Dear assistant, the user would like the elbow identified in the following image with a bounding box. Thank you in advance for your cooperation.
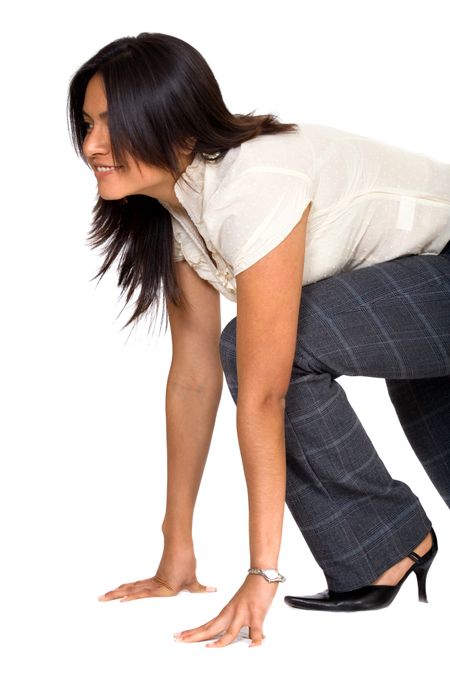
[237,388,287,411]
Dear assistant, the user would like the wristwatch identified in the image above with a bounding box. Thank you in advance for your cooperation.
[248,567,286,583]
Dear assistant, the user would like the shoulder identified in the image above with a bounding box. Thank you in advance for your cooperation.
[205,128,316,215]
[202,130,316,275]
[223,128,316,181]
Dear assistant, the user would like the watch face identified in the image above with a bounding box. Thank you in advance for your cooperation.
[264,569,278,580]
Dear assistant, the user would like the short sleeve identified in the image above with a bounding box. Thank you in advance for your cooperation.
[173,236,184,262]
[210,168,313,276]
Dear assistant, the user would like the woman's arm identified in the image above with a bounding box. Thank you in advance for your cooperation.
[162,261,224,543]
[163,367,223,543]
[97,371,223,602]
[236,397,286,570]
[235,206,310,574]
[97,263,223,601]
[175,206,310,647]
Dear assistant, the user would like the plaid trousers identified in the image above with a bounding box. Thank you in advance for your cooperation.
[219,240,450,591]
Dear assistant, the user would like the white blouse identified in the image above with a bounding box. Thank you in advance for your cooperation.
[160,123,450,303]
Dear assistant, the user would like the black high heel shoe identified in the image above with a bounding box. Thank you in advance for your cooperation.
[284,527,438,612]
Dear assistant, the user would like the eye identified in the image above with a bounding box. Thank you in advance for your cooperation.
[82,121,93,133]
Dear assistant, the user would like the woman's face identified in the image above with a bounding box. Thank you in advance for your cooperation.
[81,72,192,206]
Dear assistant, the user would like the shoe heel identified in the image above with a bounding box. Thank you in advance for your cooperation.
[407,528,438,604]
[413,548,437,604]
[414,555,435,603]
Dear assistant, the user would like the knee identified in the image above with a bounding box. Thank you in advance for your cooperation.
[220,316,237,352]
[219,313,325,385]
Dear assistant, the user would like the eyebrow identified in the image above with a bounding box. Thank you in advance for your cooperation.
[82,110,108,119]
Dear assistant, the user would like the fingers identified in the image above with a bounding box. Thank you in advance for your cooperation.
[174,617,264,648]
[174,616,224,644]
[98,576,175,602]
[98,578,153,601]
[206,623,265,648]
[119,581,175,600]
[175,621,266,648]
[98,575,217,601]
[119,585,173,602]
[205,621,244,648]
[248,625,264,647]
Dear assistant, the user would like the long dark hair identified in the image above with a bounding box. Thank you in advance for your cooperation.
[67,32,300,334]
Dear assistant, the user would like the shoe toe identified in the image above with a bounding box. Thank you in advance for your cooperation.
[285,584,398,612]
[284,590,331,608]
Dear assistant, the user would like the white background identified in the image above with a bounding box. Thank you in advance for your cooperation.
[1,0,449,688]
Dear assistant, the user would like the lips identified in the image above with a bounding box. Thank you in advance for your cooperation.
[93,165,122,179]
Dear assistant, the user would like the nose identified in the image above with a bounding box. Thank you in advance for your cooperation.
[82,122,111,160]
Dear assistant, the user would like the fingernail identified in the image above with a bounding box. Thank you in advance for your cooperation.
[173,632,181,638]
[206,586,217,592]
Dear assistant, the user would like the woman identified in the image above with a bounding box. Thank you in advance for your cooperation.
[67,32,449,647]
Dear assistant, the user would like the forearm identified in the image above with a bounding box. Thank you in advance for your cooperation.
[162,369,223,542]
[236,398,286,568]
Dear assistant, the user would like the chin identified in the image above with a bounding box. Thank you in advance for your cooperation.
[98,191,123,201]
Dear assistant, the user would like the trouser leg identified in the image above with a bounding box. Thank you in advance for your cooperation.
[219,249,450,591]
[385,376,450,505]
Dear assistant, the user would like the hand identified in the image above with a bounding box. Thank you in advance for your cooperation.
[97,543,217,602]
[173,573,278,648]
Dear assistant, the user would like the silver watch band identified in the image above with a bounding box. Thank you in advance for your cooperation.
[248,567,286,583]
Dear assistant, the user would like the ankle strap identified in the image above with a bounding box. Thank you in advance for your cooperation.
[408,550,421,563]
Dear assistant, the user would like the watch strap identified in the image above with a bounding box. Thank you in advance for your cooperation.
[248,567,286,582]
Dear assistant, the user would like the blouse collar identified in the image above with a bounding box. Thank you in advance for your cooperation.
[172,153,207,225]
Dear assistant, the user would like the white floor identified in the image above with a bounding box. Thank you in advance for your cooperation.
[2,372,449,690]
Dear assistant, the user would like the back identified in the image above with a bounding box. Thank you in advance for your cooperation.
[300,123,450,283]
[166,124,450,302]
